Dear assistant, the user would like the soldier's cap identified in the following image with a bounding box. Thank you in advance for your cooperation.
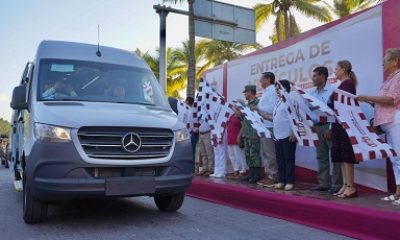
[242,85,257,93]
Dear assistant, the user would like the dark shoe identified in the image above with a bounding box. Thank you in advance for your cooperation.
[248,176,260,183]
[328,187,341,194]
[257,178,276,188]
[240,175,251,181]
[311,185,330,191]
[242,168,255,181]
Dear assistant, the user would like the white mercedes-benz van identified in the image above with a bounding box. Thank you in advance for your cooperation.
[10,40,193,224]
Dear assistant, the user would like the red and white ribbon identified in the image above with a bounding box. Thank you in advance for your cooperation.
[276,81,320,147]
[233,100,272,139]
[333,89,397,161]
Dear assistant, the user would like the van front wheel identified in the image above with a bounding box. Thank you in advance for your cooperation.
[154,193,185,212]
[23,174,48,224]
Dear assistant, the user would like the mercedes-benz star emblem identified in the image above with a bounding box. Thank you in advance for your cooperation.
[121,132,142,153]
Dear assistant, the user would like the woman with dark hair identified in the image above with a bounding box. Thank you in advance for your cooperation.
[271,80,297,191]
[331,60,358,198]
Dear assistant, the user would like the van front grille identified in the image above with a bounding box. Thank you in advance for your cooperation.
[77,127,174,160]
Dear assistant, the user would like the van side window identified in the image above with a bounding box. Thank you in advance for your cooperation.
[26,64,34,105]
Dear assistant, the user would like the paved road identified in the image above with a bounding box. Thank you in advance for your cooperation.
[0,167,351,240]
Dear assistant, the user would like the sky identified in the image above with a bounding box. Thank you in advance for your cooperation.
[0,0,334,121]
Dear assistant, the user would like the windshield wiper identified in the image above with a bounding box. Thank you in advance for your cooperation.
[44,98,79,101]
[131,101,156,106]
[114,101,155,106]
[81,76,100,90]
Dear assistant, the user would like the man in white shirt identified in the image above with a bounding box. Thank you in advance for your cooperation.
[310,66,342,193]
[198,119,215,177]
[254,72,279,187]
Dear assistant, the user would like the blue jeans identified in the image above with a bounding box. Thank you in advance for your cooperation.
[275,138,297,184]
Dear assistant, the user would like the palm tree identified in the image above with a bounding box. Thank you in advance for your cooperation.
[254,0,332,43]
[163,0,196,99]
[203,40,263,66]
[171,40,214,94]
[135,48,184,97]
[330,0,383,18]
[135,39,212,98]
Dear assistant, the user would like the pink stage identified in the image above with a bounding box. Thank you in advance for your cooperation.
[191,1,400,239]
[187,168,400,240]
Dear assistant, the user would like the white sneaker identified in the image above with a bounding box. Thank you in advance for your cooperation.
[14,180,22,192]
[274,183,284,189]
[392,199,400,206]
[284,184,294,191]
[210,174,224,178]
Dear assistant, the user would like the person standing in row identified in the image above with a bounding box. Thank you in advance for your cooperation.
[185,97,198,164]
[271,80,297,191]
[254,72,279,188]
[241,85,262,183]
[331,60,358,198]
[227,107,248,178]
[310,66,343,194]
[198,118,215,177]
[356,48,400,204]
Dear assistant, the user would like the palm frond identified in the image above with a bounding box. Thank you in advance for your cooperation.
[294,0,333,22]
[254,3,274,32]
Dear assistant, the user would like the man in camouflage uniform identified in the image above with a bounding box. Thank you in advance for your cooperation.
[241,85,262,183]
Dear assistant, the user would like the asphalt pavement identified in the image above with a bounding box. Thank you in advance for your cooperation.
[0,167,351,240]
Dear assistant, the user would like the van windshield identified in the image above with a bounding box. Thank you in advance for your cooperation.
[37,59,168,107]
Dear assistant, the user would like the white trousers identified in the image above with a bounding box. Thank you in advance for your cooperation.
[381,110,400,185]
[213,134,228,176]
[227,145,248,173]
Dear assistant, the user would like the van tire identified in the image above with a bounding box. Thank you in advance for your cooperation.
[23,173,48,224]
[154,193,185,212]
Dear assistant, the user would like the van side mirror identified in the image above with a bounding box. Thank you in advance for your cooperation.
[10,86,28,110]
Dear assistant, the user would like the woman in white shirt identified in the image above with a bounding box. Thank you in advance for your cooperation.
[271,80,297,191]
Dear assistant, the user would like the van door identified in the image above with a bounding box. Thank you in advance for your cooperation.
[11,62,34,181]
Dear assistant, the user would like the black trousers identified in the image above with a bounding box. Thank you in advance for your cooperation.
[190,133,199,161]
[275,137,297,184]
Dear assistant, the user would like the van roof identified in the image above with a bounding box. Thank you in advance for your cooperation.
[35,40,149,69]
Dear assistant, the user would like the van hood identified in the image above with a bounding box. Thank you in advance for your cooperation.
[33,101,182,130]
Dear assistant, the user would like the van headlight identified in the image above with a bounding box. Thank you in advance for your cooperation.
[34,123,72,142]
[175,128,190,142]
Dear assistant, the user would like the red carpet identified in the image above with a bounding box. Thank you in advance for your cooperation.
[187,178,400,240]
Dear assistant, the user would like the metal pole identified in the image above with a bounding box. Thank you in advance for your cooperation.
[153,4,239,95]
[156,6,168,94]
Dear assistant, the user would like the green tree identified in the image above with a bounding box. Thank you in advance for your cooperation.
[254,0,332,43]
[163,0,196,99]
[135,48,183,97]
[171,39,213,91]
[136,40,211,98]
[0,118,11,138]
[330,0,383,18]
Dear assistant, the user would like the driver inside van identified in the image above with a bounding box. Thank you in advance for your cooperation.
[113,85,126,101]
[42,80,77,99]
